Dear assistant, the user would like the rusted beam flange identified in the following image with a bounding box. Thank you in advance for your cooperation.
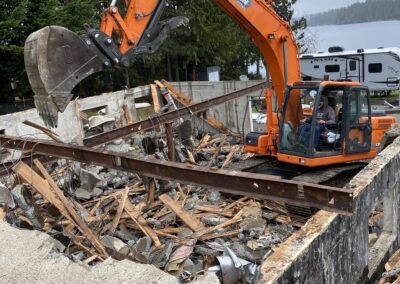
[0,135,354,214]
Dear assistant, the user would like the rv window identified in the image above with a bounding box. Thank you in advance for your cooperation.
[314,65,319,69]
[369,63,382,73]
[349,61,357,71]
[325,65,340,73]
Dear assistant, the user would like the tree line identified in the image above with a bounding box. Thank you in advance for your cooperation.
[0,0,306,103]
[308,0,400,26]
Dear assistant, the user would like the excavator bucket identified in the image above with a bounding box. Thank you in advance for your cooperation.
[24,26,108,128]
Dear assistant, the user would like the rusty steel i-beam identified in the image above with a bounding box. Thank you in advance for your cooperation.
[0,135,354,214]
[84,82,266,147]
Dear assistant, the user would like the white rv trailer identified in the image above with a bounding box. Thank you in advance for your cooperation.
[300,47,400,95]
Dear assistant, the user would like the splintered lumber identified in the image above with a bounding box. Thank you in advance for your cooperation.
[160,80,192,106]
[22,120,63,143]
[198,134,211,148]
[194,210,243,238]
[122,104,133,124]
[150,84,161,112]
[0,208,6,220]
[31,159,108,258]
[222,145,241,168]
[109,186,130,235]
[225,197,249,210]
[385,249,400,271]
[13,162,69,217]
[186,149,196,164]
[201,229,242,241]
[124,200,162,247]
[159,194,205,232]
[195,205,234,218]
[147,179,156,206]
[206,116,232,135]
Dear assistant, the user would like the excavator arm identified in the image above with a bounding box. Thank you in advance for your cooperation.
[24,0,300,148]
[25,0,188,127]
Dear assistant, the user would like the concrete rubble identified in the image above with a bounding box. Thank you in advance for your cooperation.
[0,130,300,283]
[0,220,218,284]
[0,80,303,283]
[1,79,399,283]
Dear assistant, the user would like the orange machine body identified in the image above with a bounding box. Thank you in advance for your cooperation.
[101,0,301,157]
[101,1,397,167]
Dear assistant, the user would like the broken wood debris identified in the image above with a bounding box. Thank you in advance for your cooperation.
[0,80,315,282]
[1,131,307,279]
[380,248,400,283]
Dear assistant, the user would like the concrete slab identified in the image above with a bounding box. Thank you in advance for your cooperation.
[0,221,219,283]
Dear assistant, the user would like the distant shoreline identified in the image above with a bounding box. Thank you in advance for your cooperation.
[307,20,400,52]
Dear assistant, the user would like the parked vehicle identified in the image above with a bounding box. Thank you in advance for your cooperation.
[300,47,400,95]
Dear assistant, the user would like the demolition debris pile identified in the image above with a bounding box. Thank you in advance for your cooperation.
[0,133,305,282]
[0,81,309,283]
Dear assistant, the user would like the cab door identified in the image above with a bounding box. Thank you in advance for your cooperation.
[344,87,372,154]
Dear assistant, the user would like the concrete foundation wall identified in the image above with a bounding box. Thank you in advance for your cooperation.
[171,80,265,134]
[0,86,150,144]
[260,138,400,283]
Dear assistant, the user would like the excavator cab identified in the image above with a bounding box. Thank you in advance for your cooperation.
[276,81,395,167]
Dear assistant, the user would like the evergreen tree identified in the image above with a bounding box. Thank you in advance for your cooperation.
[0,0,308,102]
[308,0,400,26]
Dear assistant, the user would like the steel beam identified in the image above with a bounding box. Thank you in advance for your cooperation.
[84,82,265,147]
[0,135,354,214]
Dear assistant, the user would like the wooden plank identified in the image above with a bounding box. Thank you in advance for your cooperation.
[157,227,186,234]
[198,134,211,148]
[186,149,197,164]
[13,162,69,217]
[206,116,230,134]
[122,104,133,124]
[22,120,63,143]
[124,200,162,247]
[386,249,400,271]
[32,159,108,258]
[160,80,192,106]
[109,186,130,235]
[150,84,161,112]
[222,145,241,168]
[0,208,6,221]
[84,254,99,264]
[159,194,204,232]
[154,230,178,239]
[147,179,156,206]
[201,229,242,240]
[193,210,243,238]
[195,205,234,218]
[225,197,249,210]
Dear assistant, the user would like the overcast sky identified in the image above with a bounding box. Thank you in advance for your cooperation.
[293,0,365,16]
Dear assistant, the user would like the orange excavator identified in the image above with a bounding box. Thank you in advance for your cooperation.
[24,0,397,168]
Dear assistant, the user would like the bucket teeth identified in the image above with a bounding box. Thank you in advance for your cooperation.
[24,26,108,128]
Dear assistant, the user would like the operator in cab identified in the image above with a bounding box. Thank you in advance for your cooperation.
[300,96,336,151]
